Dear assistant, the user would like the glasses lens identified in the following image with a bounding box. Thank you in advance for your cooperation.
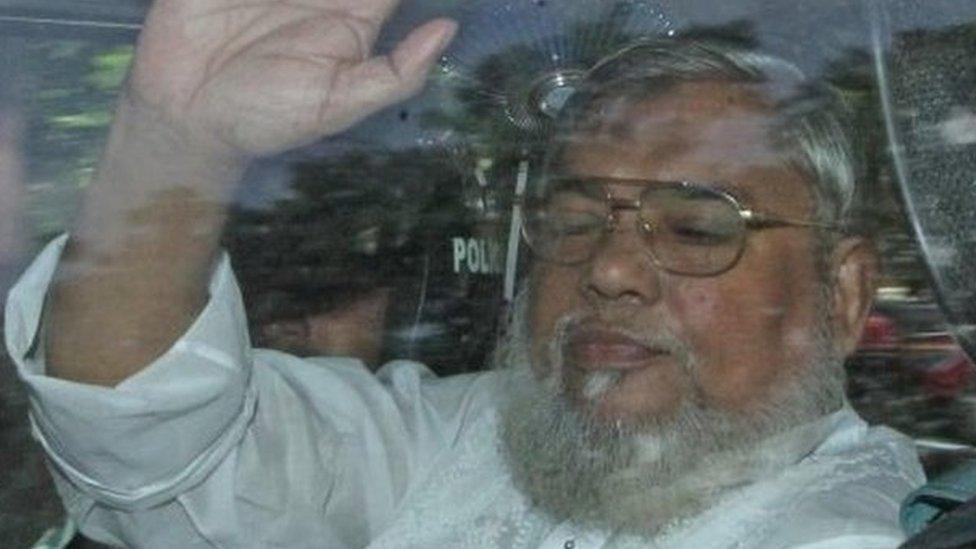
[640,185,746,275]
[523,179,605,264]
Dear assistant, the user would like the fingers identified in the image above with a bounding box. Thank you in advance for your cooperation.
[325,18,457,132]
[390,18,458,82]
[384,17,457,100]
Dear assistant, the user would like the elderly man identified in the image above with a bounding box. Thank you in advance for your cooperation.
[6,0,922,547]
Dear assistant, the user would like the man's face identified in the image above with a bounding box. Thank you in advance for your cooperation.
[527,80,834,430]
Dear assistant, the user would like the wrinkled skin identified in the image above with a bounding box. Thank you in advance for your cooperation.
[528,80,874,429]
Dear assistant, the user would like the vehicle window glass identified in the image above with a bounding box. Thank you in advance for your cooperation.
[1,1,975,546]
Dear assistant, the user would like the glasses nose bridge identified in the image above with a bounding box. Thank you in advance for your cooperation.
[604,195,643,233]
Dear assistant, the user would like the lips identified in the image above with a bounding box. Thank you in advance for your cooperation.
[564,328,667,370]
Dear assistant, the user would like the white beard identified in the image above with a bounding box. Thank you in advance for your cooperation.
[495,288,845,536]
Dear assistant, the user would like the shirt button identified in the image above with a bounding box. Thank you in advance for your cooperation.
[564,540,575,549]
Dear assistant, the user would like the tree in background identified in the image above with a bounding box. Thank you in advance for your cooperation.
[21,40,132,239]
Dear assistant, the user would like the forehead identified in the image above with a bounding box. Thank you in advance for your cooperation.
[556,81,810,205]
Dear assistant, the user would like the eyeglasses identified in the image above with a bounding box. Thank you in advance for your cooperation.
[521,177,843,276]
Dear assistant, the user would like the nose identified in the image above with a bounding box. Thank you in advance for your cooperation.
[581,222,663,307]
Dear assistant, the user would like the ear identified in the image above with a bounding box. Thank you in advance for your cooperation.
[258,318,310,355]
[828,236,879,357]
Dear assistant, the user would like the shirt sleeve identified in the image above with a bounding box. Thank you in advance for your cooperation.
[5,235,257,510]
[4,236,496,548]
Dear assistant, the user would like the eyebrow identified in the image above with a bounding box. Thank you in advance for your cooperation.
[547,175,757,205]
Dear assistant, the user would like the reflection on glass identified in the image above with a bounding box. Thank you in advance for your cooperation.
[0,1,975,547]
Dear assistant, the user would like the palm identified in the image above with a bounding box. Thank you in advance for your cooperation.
[128,0,453,156]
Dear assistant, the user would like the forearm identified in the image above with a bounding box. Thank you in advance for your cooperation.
[40,0,453,386]
[45,97,247,386]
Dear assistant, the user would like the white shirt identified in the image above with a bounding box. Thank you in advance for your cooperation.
[6,237,925,548]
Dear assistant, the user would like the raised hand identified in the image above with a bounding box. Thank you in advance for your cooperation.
[46,0,456,386]
[127,0,457,158]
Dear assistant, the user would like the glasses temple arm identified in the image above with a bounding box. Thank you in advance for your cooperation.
[741,210,846,232]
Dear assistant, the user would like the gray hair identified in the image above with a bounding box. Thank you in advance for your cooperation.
[552,36,866,236]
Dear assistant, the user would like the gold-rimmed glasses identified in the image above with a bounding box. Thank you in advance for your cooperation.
[521,177,842,276]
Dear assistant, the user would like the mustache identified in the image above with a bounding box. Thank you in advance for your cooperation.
[551,311,692,358]
[542,310,697,403]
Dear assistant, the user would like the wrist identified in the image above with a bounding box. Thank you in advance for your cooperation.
[72,95,250,257]
[113,93,251,182]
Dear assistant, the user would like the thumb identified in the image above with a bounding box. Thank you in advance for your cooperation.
[325,19,458,132]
